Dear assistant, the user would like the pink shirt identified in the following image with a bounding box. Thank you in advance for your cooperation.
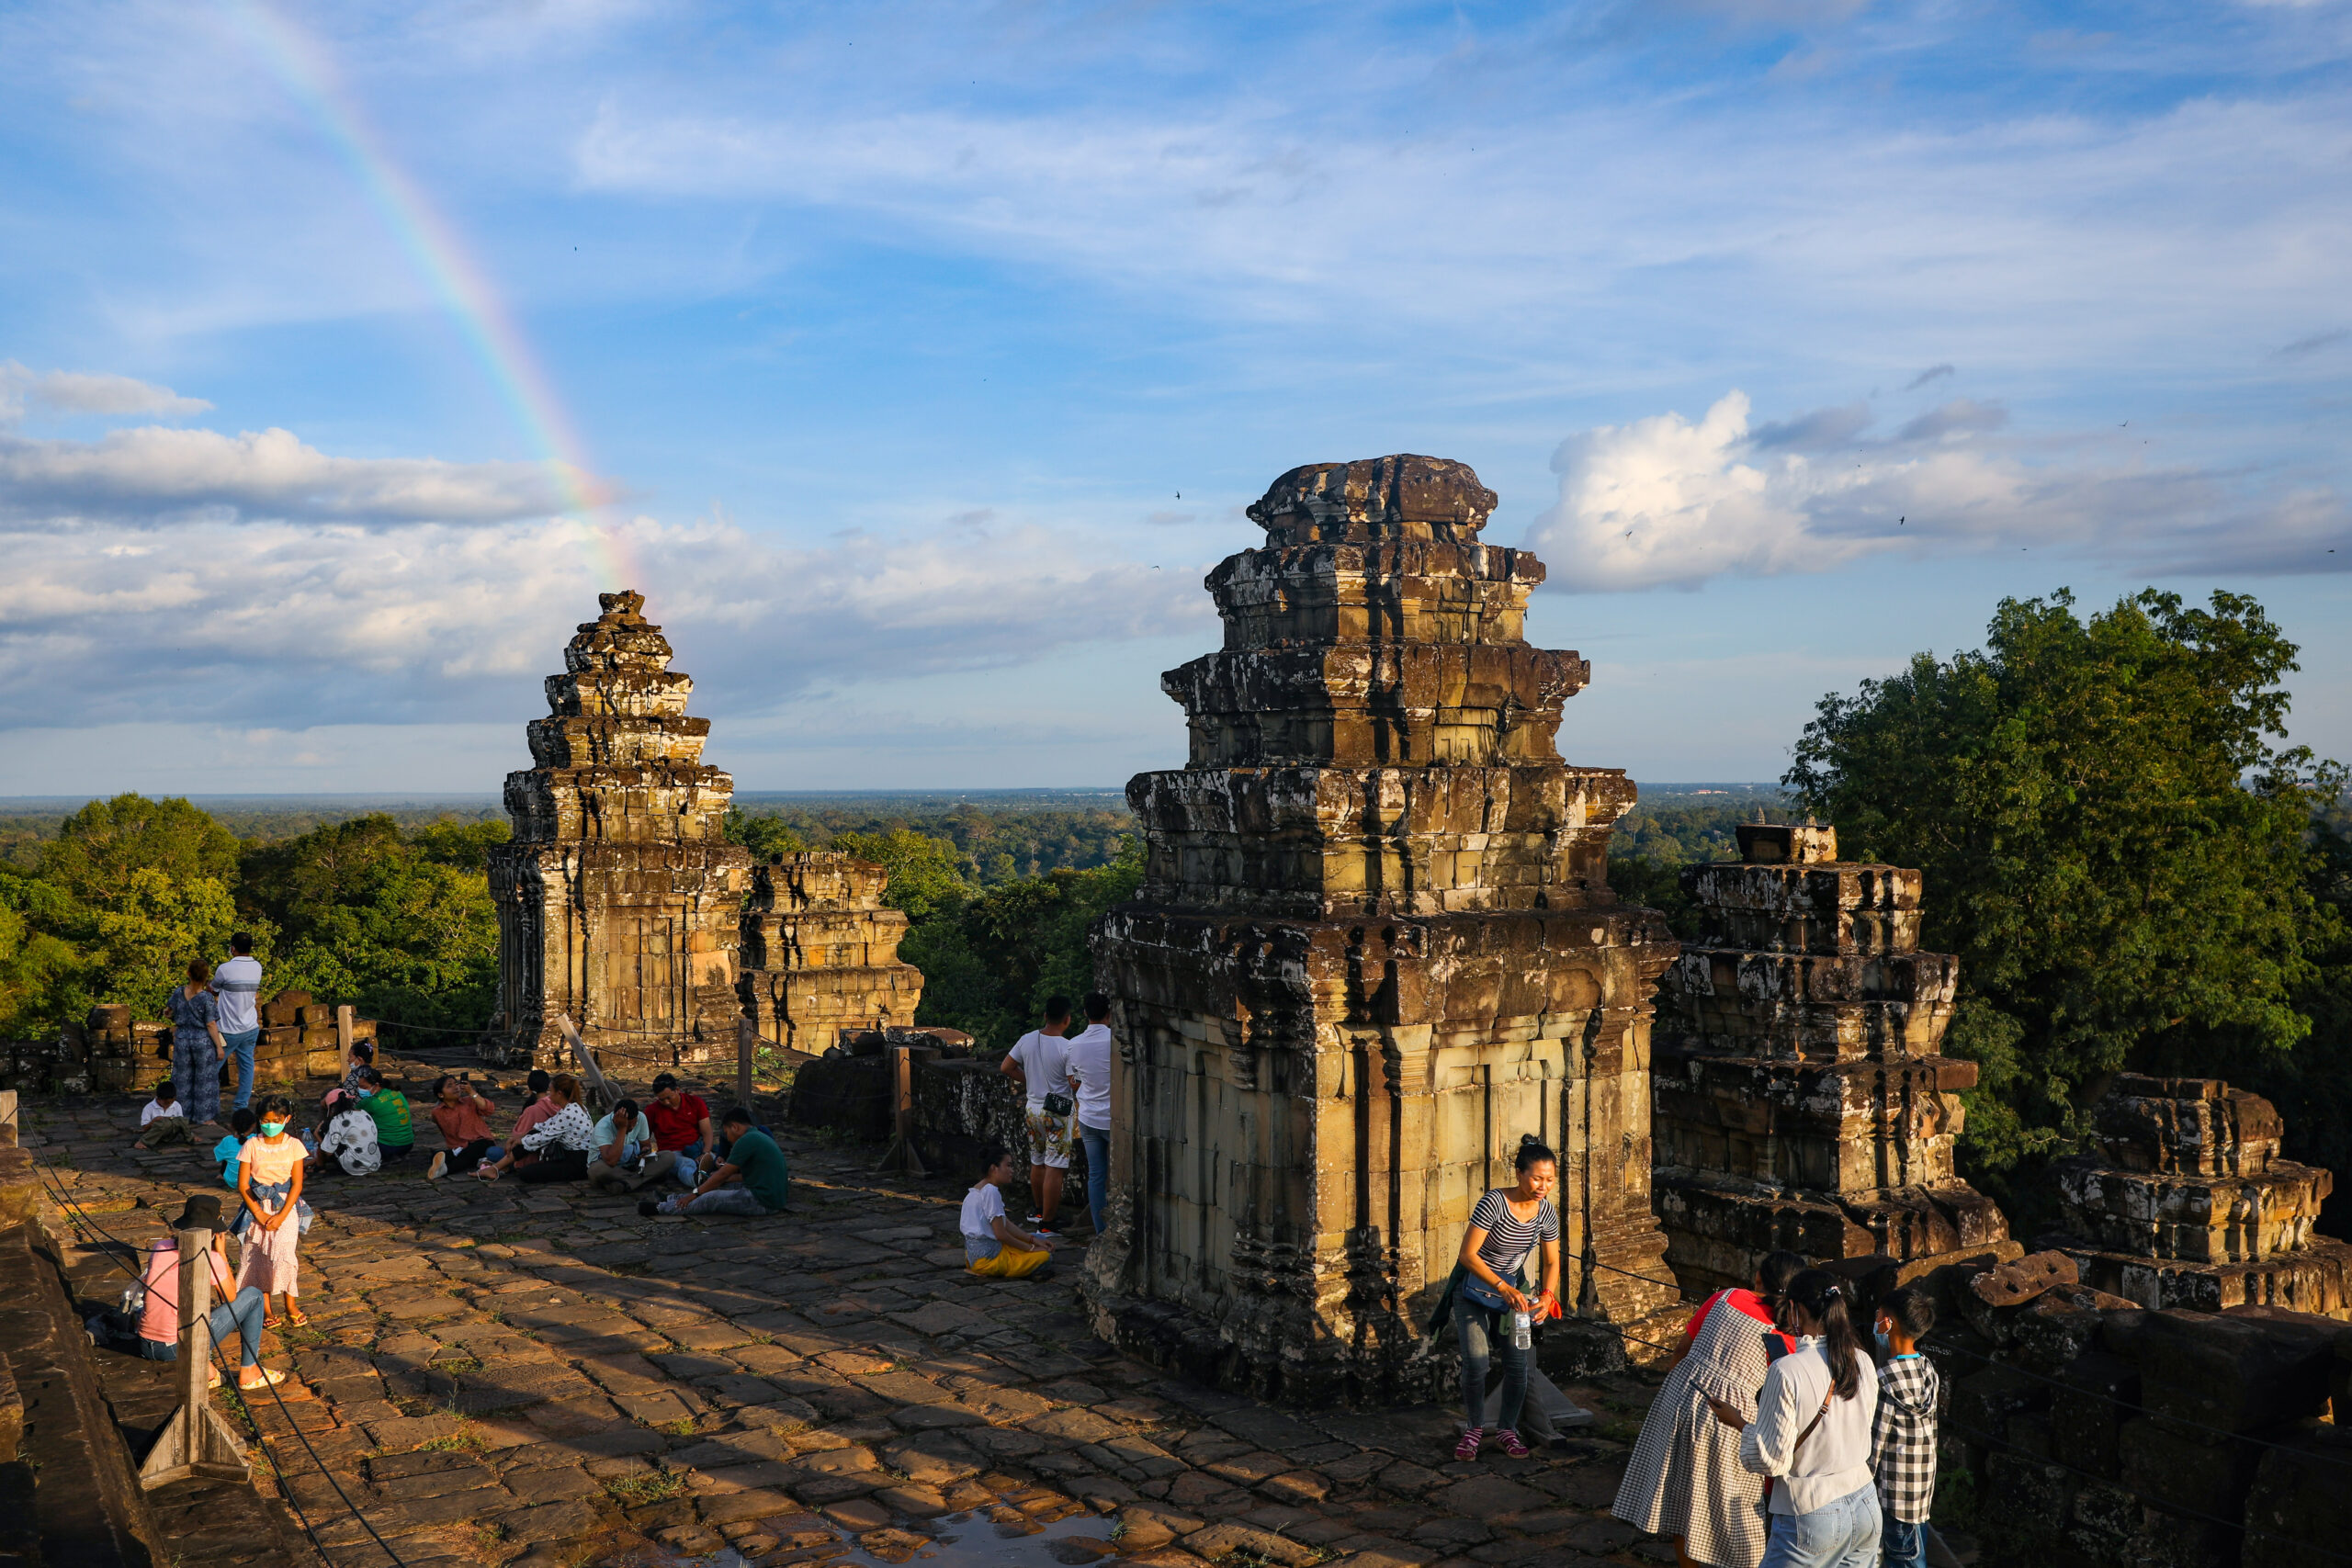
[140,1238,238,1343]
[511,1094,557,1143]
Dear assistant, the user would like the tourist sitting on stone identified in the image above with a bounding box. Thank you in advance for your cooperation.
[325,1040,376,1106]
[134,1079,188,1149]
[960,1145,1052,1279]
[508,1068,555,1168]
[425,1072,505,1179]
[1449,1134,1563,1461]
[1614,1249,1808,1568]
[588,1098,679,1193]
[317,1089,382,1176]
[639,1107,787,1217]
[354,1066,415,1163]
[481,1073,595,1182]
[212,1108,257,1189]
[646,1073,712,1179]
[84,1193,285,1391]
[1705,1269,1883,1568]
[1869,1286,1940,1568]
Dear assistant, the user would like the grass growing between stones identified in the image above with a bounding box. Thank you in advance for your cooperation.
[419,1425,492,1453]
[604,1470,688,1507]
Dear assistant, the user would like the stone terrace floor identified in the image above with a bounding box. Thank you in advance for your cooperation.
[20,1056,1670,1568]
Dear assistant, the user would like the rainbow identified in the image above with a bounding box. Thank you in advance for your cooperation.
[221,0,637,587]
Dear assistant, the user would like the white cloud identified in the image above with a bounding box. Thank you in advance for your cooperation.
[1527,390,2352,592]
[0,423,585,525]
[0,510,1208,730]
[0,360,211,423]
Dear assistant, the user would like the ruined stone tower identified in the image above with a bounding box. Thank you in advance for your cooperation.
[487,591,751,1074]
[1651,821,2013,1294]
[2053,1075,2352,1315]
[1082,455,1681,1404]
[737,852,925,1055]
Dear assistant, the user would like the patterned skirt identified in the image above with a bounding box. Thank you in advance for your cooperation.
[1613,1296,1774,1568]
[237,1212,300,1295]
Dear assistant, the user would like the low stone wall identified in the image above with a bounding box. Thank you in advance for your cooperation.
[1938,1262,2350,1568]
[782,1048,1089,1218]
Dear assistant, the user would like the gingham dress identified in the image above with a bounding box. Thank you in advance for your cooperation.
[1613,1292,1777,1568]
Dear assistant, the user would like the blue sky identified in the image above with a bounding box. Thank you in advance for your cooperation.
[2,0,2348,795]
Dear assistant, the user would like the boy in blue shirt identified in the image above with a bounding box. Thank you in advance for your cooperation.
[214,1108,257,1189]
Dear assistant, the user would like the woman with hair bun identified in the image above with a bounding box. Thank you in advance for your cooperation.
[1703,1268,1882,1568]
[1448,1135,1563,1461]
[1614,1250,1807,1568]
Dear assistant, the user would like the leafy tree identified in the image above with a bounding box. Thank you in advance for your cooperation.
[903,838,1142,1049]
[1785,589,2343,1205]
[833,828,978,924]
[40,794,240,907]
[724,807,808,864]
[0,865,80,1035]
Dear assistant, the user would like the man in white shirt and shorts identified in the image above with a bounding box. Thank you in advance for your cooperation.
[1000,996,1077,1236]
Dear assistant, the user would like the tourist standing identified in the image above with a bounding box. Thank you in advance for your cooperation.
[1000,998,1076,1235]
[1704,1270,1882,1568]
[165,957,227,1130]
[961,1145,1053,1278]
[1870,1287,1941,1568]
[1066,993,1115,1236]
[1451,1135,1563,1461]
[235,1094,308,1327]
[211,931,264,1112]
[425,1073,504,1179]
[1614,1250,1809,1568]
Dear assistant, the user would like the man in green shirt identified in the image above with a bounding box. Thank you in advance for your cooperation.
[356,1066,416,1164]
[642,1107,787,1217]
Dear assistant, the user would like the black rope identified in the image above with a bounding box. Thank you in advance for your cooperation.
[33,1161,408,1568]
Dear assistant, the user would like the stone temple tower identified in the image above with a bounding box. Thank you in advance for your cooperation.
[487,592,752,1075]
[1082,455,1682,1405]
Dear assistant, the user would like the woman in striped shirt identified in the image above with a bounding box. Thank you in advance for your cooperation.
[1452,1135,1562,1461]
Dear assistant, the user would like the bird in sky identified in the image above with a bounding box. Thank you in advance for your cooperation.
[1898,516,1905,525]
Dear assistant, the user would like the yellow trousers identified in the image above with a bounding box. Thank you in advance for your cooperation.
[967,1245,1049,1279]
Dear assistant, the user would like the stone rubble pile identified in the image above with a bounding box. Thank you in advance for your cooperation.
[1085,454,1682,1404]
[2052,1074,2352,1315]
[487,591,752,1075]
[1650,820,2016,1295]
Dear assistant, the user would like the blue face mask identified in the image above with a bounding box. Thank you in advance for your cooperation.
[1874,1327,1894,1357]
[357,1088,374,1100]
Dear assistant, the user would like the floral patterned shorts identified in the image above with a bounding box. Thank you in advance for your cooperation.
[1023,1107,1075,1169]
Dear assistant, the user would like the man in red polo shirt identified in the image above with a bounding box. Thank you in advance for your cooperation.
[646,1074,713,1186]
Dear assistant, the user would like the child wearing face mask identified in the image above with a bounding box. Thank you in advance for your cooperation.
[237,1094,310,1326]
[1869,1286,1940,1568]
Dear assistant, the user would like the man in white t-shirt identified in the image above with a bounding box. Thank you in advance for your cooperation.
[211,931,265,1112]
[1065,992,1115,1237]
[999,996,1077,1236]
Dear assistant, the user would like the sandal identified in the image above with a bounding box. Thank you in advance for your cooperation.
[1490,1428,1531,1459]
[238,1367,288,1390]
[1453,1427,1482,1461]
[284,1304,310,1327]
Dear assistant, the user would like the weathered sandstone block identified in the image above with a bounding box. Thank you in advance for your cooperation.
[487,592,751,1074]
[738,852,925,1055]
[1082,455,1681,1404]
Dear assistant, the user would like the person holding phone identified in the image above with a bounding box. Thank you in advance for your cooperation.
[1451,1135,1562,1461]
[1000,997,1077,1237]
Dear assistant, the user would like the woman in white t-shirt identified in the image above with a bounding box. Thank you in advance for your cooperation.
[962,1145,1053,1280]
[1704,1269,1883,1568]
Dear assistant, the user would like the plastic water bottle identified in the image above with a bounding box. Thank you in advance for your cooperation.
[1510,1308,1532,1349]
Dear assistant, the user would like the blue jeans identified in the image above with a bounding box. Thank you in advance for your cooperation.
[1453,1288,1528,1435]
[95,1287,266,1369]
[1079,1122,1110,1234]
[662,1186,767,1216]
[223,1028,259,1110]
[1761,1484,1883,1568]
[1881,1515,1926,1568]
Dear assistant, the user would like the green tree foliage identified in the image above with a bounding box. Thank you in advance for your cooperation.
[1608,800,1776,934]
[833,828,981,924]
[238,815,507,1039]
[724,806,808,864]
[727,802,1131,883]
[40,794,241,907]
[1784,589,2344,1205]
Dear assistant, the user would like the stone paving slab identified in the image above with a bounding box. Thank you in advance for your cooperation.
[19,1064,1672,1568]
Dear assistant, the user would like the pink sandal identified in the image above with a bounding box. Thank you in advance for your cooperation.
[1453,1427,1482,1461]
[1489,1428,1531,1459]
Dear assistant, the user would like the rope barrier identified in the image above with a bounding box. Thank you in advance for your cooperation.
[32,1160,408,1568]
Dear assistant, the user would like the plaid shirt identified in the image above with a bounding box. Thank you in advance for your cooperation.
[1871,1353,1940,1523]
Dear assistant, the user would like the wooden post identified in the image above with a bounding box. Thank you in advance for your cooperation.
[553,1013,616,1111]
[871,1043,927,1178]
[139,1228,249,1488]
[335,1004,354,1081]
[736,1013,755,1118]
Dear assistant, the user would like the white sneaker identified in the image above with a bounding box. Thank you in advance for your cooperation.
[425,1152,447,1181]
